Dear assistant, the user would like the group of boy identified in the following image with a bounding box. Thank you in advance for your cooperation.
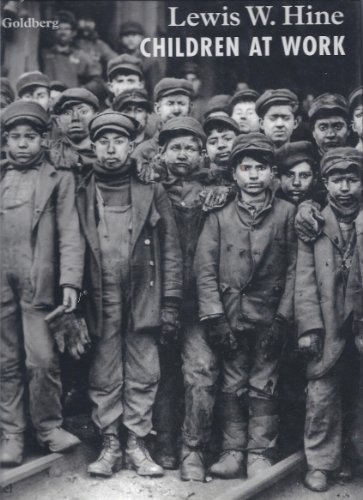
[1,46,363,495]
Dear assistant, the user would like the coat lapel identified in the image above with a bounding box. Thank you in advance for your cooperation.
[32,163,58,231]
[322,205,345,254]
[131,176,154,252]
[77,173,101,266]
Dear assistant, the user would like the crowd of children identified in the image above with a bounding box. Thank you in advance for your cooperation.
[1,11,363,495]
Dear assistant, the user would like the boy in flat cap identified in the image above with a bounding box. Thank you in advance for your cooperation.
[230,89,260,135]
[309,93,349,158]
[195,132,297,479]
[118,21,163,95]
[112,89,152,147]
[133,78,194,182]
[275,141,317,206]
[16,71,51,112]
[295,147,363,492]
[204,114,239,187]
[107,54,145,101]
[150,117,213,479]
[349,87,363,152]
[294,94,350,243]
[0,101,84,466]
[41,11,100,89]
[256,89,299,148]
[76,111,182,478]
[50,88,99,178]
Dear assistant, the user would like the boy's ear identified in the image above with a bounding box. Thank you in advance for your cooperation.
[293,116,300,130]
[259,117,264,132]
[323,177,328,187]
[154,102,160,114]
[128,141,135,154]
[90,142,96,151]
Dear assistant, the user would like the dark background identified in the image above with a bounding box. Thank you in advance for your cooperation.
[1,0,362,98]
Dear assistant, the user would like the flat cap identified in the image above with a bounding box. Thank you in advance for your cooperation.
[203,94,230,118]
[1,101,49,131]
[159,116,206,146]
[89,111,139,142]
[321,147,363,177]
[308,93,348,122]
[154,78,193,102]
[119,21,144,37]
[230,132,274,166]
[348,86,363,114]
[255,89,298,117]
[229,89,260,108]
[107,54,144,80]
[16,71,50,97]
[179,62,200,78]
[50,80,68,92]
[53,88,99,114]
[203,115,240,135]
[55,10,77,29]
[0,77,15,106]
[113,89,152,112]
[275,141,316,175]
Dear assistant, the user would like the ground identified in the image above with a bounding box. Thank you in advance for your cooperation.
[2,415,362,500]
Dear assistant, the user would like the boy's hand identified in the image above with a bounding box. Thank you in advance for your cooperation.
[160,299,181,346]
[258,315,288,361]
[62,287,78,313]
[207,316,238,358]
[295,201,325,243]
[298,330,323,360]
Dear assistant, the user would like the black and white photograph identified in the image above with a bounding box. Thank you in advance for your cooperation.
[0,1,362,498]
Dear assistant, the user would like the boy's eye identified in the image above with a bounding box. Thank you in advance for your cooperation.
[300,173,312,179]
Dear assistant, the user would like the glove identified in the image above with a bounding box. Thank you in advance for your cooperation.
[45,306,91,360]
[207,316,238,358]
[298,330,324,361]
[201,186,233,213]
[354,319,363,354]
[295,201,325,243]
[258,315,289,361]
[160,299,181,346]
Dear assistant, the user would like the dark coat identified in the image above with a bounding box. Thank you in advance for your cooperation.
[0,159,85,307]
[76,169,183,338]
[295,205,363,379]
[195,193,297,329]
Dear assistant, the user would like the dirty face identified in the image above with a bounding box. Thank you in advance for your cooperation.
[325,168,363,207]
[121,104,148,133]
[162,134,201,178]
[108,73,144,97]
[206,127,237,166]
[352,105,363,140]
[312,116,348,154]
[261,105,297,147]
[93,132,131,170]
[21,86,50,112]
[231,101,260,134]
[5,124,44,164]
[57,102,95,142]
[155,95,191,124]
[233,155,273,196]
[280,162,315,205]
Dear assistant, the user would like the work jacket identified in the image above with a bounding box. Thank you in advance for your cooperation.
[76,168,183,337]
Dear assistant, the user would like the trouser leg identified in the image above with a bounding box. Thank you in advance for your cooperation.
[181,319,219,448]
[89,302,124,431]
[21,302,62,432]
[220,339,249,451]
[123,325,160,438]
[152,341,182,438]
[0,311,26,434]
[248,329,280,455]
[304,366,342,471]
